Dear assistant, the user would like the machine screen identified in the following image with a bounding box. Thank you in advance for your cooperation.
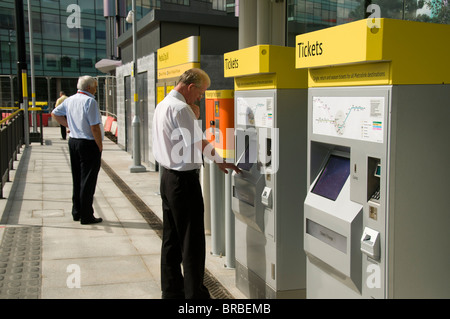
[312,155,350,201]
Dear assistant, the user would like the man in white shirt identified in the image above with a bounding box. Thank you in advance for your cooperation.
[153,68,240,299]
[52,75,103,225]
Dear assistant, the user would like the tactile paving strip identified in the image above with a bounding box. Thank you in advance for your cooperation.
[0,226,42,299]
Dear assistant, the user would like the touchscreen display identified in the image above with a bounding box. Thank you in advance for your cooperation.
[312,155,350,201]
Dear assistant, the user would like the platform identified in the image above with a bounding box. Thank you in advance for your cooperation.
[0,127,247,299]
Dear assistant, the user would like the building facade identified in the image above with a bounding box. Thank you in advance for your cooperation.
[0,0,107,109]
[1,0,446,156]
[112,0,238,169]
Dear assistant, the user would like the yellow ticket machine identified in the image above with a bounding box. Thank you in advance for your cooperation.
[296,19,450,298]
[225,45,308,298]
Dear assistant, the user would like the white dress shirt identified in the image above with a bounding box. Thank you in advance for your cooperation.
[152,89,203,171]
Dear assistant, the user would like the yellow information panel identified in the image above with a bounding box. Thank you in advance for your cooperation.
[157,36,200,80]
[296,19,450,86]
[224,45,308,90]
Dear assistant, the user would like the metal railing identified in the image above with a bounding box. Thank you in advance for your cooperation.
[0,109,24,198]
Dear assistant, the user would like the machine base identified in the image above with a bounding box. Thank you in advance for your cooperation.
[235,261,306,299]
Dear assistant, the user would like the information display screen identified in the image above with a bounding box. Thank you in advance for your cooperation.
[312,155,350,201]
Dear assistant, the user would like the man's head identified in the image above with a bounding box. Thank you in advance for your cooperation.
[175,68,210,105]
[77,76,98,95]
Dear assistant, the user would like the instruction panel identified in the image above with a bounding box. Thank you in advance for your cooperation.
[312,96,385,143]
[236,97,274,128]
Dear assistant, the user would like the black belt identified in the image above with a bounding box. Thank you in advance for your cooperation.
[165,167,200,176]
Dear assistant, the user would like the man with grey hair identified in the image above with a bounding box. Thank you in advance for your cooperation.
[153,68,240,299]
[52,75,103,224]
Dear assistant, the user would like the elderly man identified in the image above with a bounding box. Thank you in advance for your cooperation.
[52,75,103,225]
[152,68,240,299]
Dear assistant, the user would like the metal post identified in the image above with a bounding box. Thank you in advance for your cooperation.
[14,0,27,106]
[224,170,235,268]
[46,76,51,111]
[9,75,14,108]
[22,70,29,147]
[129,0,145,173]
[210,163,225,256]
[27,0,37,133]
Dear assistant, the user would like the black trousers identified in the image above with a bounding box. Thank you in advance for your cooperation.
[60,124,66,140]
[68,138,101,222]
[160,168,210,299]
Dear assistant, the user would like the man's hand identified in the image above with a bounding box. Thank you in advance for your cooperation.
[190,104,200,119]
[216,161,241,175]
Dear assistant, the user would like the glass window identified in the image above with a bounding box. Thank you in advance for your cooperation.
[44,53,60,71]
[41,13,61,41]
[287,0,449,48]
[96,19,106,43]
[61,23,79,43]
[80,48,96,72]
[79,0,96,15]
[41,0,59,10]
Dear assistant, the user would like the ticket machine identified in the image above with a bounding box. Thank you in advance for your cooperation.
[296,19,450,298]
[205,90,235,261]
[224,45,308,298]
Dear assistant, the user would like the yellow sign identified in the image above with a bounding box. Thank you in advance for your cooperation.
[224,45,308,90]
[157,36,200,80]
[309,62,390,87]
[157,62,200,80]
[295,19,383,70]
[234,74,278,90]
[296,19,450,86]
[205,90,234,100]
[156,86,165,104]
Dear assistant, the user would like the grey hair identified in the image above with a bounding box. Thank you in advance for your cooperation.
[77,75,97,91]
[177,68,211,88]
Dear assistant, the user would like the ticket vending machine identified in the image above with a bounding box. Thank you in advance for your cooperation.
[224,45,308,298]
[296,19,450,298]
[205,90,235,161]
[205,90,235,261]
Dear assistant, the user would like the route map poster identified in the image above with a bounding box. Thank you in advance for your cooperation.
[312,96,385,143]
[236,97,274,128]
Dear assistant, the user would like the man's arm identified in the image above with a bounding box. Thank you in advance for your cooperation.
[91,124,103,152]
[51,113,68,127]
[201,139,241,174]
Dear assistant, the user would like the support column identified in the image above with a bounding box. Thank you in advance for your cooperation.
[238,0,257,49]
[257,0,271,45]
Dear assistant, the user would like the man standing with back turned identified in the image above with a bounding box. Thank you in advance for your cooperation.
[52,75,103,225]
[152,68,241,299]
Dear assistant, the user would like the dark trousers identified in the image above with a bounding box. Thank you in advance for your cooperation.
[60,124,66,140]
[160,168,210,299]
[68,138,101,222]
